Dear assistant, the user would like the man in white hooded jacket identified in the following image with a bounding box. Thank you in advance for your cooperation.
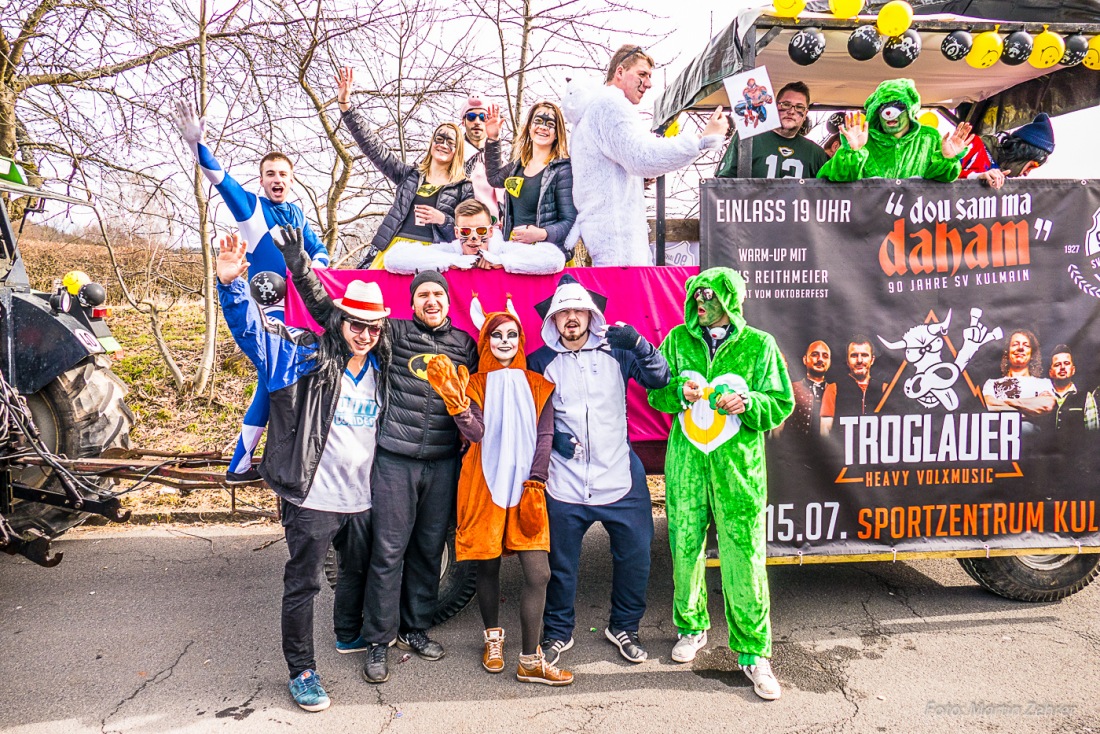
[563,45,728,266]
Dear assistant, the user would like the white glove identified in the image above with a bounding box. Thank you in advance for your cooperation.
[478,249,503,265]
[451,254,480,270]
[172,100,206,147]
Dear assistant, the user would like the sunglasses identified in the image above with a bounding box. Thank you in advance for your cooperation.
[343,317,384,336]
[458,226,491,239]
[531,114,557,131]
[693,287,716,302]
[432,133,457,149]
[464,112,487,122]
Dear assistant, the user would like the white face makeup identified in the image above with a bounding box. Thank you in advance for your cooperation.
[489,320,520,366]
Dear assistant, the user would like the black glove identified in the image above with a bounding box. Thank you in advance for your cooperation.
[552,431,577,459]
[606,324,642,351]
[276,225,311,277]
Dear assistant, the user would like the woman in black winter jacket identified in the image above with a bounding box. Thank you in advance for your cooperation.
[336,67,474,268]
[483,101,577,259]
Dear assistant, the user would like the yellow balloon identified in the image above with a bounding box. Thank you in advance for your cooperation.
[829,0,864,19]
[918,111,939,130]
[63,270,90,296]
[1029,29,1065,68]
[967,30,1003,68]
[1084,35,1100,70]
[772,0,806,19]
[876,0,913,37]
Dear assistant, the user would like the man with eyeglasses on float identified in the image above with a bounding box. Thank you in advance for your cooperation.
[459,96,504,218]
[716,81,829,180]
[384,199,564,275]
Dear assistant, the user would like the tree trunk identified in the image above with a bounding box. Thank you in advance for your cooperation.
[192,0,217,396]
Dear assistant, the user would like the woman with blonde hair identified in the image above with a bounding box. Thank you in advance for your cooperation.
[336,66,473,268]
[483,101,577,259]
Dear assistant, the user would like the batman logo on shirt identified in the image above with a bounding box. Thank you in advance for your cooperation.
[778,147,794,157]
[408,353,437,381]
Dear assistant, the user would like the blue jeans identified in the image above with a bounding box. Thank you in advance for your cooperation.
[542,452,654,641]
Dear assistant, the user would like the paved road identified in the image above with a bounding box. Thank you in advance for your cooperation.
[1,521,1098,733]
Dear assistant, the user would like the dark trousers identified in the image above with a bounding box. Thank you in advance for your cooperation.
[542,451,654,642]
[362,448,458,644]
[281,502,372,678]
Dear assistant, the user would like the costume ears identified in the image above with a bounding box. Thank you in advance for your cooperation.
[470,294,519,331]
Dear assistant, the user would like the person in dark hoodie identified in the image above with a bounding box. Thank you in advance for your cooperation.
[216,229,390,713]
[959,113,1056,189]
[818,78,973,182]
[278,232,478,686]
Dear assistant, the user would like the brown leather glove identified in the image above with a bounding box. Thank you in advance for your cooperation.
[518,479,547,538]
[426,354,470,415]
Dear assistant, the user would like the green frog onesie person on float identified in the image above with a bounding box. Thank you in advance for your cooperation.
[648,267,794,700]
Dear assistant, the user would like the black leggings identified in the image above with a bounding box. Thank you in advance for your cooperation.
[476,550,550,655]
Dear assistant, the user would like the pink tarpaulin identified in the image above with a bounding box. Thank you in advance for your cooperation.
[285,266,698,443]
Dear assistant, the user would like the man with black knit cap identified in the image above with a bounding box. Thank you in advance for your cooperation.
[285,260,478,685]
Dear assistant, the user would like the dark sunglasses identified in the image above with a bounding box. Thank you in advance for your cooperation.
[693,287,716,302]
[343,317,383,336]
[432,133,457,149]
[531,114,557,131]
[464,112,487,122]
[458,226,491,239]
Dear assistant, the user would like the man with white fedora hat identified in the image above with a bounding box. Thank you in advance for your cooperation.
[217,227,392,713]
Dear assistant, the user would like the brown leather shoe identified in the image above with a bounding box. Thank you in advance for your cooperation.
[516,646,574,686]
[483,628,505,673]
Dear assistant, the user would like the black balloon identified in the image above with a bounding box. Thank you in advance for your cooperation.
[941,29,973,61]
[848,25,883,61]
[789,27,826,66]
[1001,30,1033,66]
[883,29,922,68]
[1061,34,1088,65]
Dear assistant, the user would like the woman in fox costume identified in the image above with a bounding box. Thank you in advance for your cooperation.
[426,300,573,687]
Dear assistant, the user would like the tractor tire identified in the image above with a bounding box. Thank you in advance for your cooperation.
[6,355,134,537]
[958,554,1100,602]
[324,527,477,626]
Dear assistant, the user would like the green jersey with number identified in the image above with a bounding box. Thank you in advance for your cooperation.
[715,131,829,179]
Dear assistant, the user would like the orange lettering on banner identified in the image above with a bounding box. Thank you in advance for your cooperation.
[1054,501,1068,533]
[990,221,1029,267]
[879,219,907,276]
[878,220,1030,278]
[853,502,1048,540]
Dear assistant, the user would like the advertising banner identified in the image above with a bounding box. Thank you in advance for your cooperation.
[702,178,1100,557]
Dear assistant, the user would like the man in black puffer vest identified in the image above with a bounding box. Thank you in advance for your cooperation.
[280,234,477,684]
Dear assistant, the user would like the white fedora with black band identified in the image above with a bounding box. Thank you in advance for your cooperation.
[334,280,391,320]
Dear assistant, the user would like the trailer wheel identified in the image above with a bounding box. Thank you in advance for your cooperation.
[6,355,133,537]
[958,554,1100,602]
[324,527,476,625]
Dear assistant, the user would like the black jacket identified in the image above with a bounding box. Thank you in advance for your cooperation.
[342,108,473,265]
[292,266,479,461]
[483,139,577,257]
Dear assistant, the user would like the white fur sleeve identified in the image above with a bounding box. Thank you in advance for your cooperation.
[593,96,702,178]
[498,240,566,275]
[384,241,462,274]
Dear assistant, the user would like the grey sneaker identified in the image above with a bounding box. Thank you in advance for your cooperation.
[605,626,648,663]
[361,643,389,684]
[741,658,782,700]
[396,629,445,661]
[671,631,708,663]
[539,636,574,667]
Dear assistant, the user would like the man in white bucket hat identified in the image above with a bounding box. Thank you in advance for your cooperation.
[217,227,391,713]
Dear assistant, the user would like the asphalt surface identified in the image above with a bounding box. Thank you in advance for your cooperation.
[1,520,1098,734]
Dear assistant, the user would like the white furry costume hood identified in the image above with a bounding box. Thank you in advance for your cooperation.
[563,77,710,267]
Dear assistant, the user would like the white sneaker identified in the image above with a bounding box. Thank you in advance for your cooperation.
[671,631,708,663]
[741,658,782,700]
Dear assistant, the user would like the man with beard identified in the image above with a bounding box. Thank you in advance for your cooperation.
[982,329,1055,436]
[458,95,503,217]
[1045,346,1096,450]
[820,336,877,436]
[783,340,836,437]
[716,82,829,179]
[527,274,670,667]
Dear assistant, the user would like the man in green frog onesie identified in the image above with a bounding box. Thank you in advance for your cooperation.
[817,78,973,182]
[648,267,793,700]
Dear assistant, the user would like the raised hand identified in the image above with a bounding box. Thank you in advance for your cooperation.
[605,323,642,350]
[942,122,974,159]
[702,106,729,138]
[841,111,868,151]
[276,225,310,277]
[216,232,250,285]
[335,66,354,112]
[426,354,471,415]
[172,100,206,147]
[485,103,504,141]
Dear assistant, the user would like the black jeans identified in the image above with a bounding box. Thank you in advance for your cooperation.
[281,502,372,678]
[362,448,458,644]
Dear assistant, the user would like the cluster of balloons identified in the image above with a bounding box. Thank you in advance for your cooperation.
[776,0,1100,71]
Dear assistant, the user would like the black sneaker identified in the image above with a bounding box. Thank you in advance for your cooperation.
[396,630,445,661]
[605,626,648,663]
[362,643,389,684]
[225,467,262,484]
[540,636,574,667]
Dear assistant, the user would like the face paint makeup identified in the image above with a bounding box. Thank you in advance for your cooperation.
[879,102,910,137]
[696,296,727,327]
[489,321,520,366]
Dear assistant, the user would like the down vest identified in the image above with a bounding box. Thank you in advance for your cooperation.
[342,108,473,266]
[483,139,577,257]
[292,263,479,460]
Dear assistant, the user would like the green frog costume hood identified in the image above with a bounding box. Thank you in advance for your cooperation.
[648,267,793,658]
[818,78,963,183]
